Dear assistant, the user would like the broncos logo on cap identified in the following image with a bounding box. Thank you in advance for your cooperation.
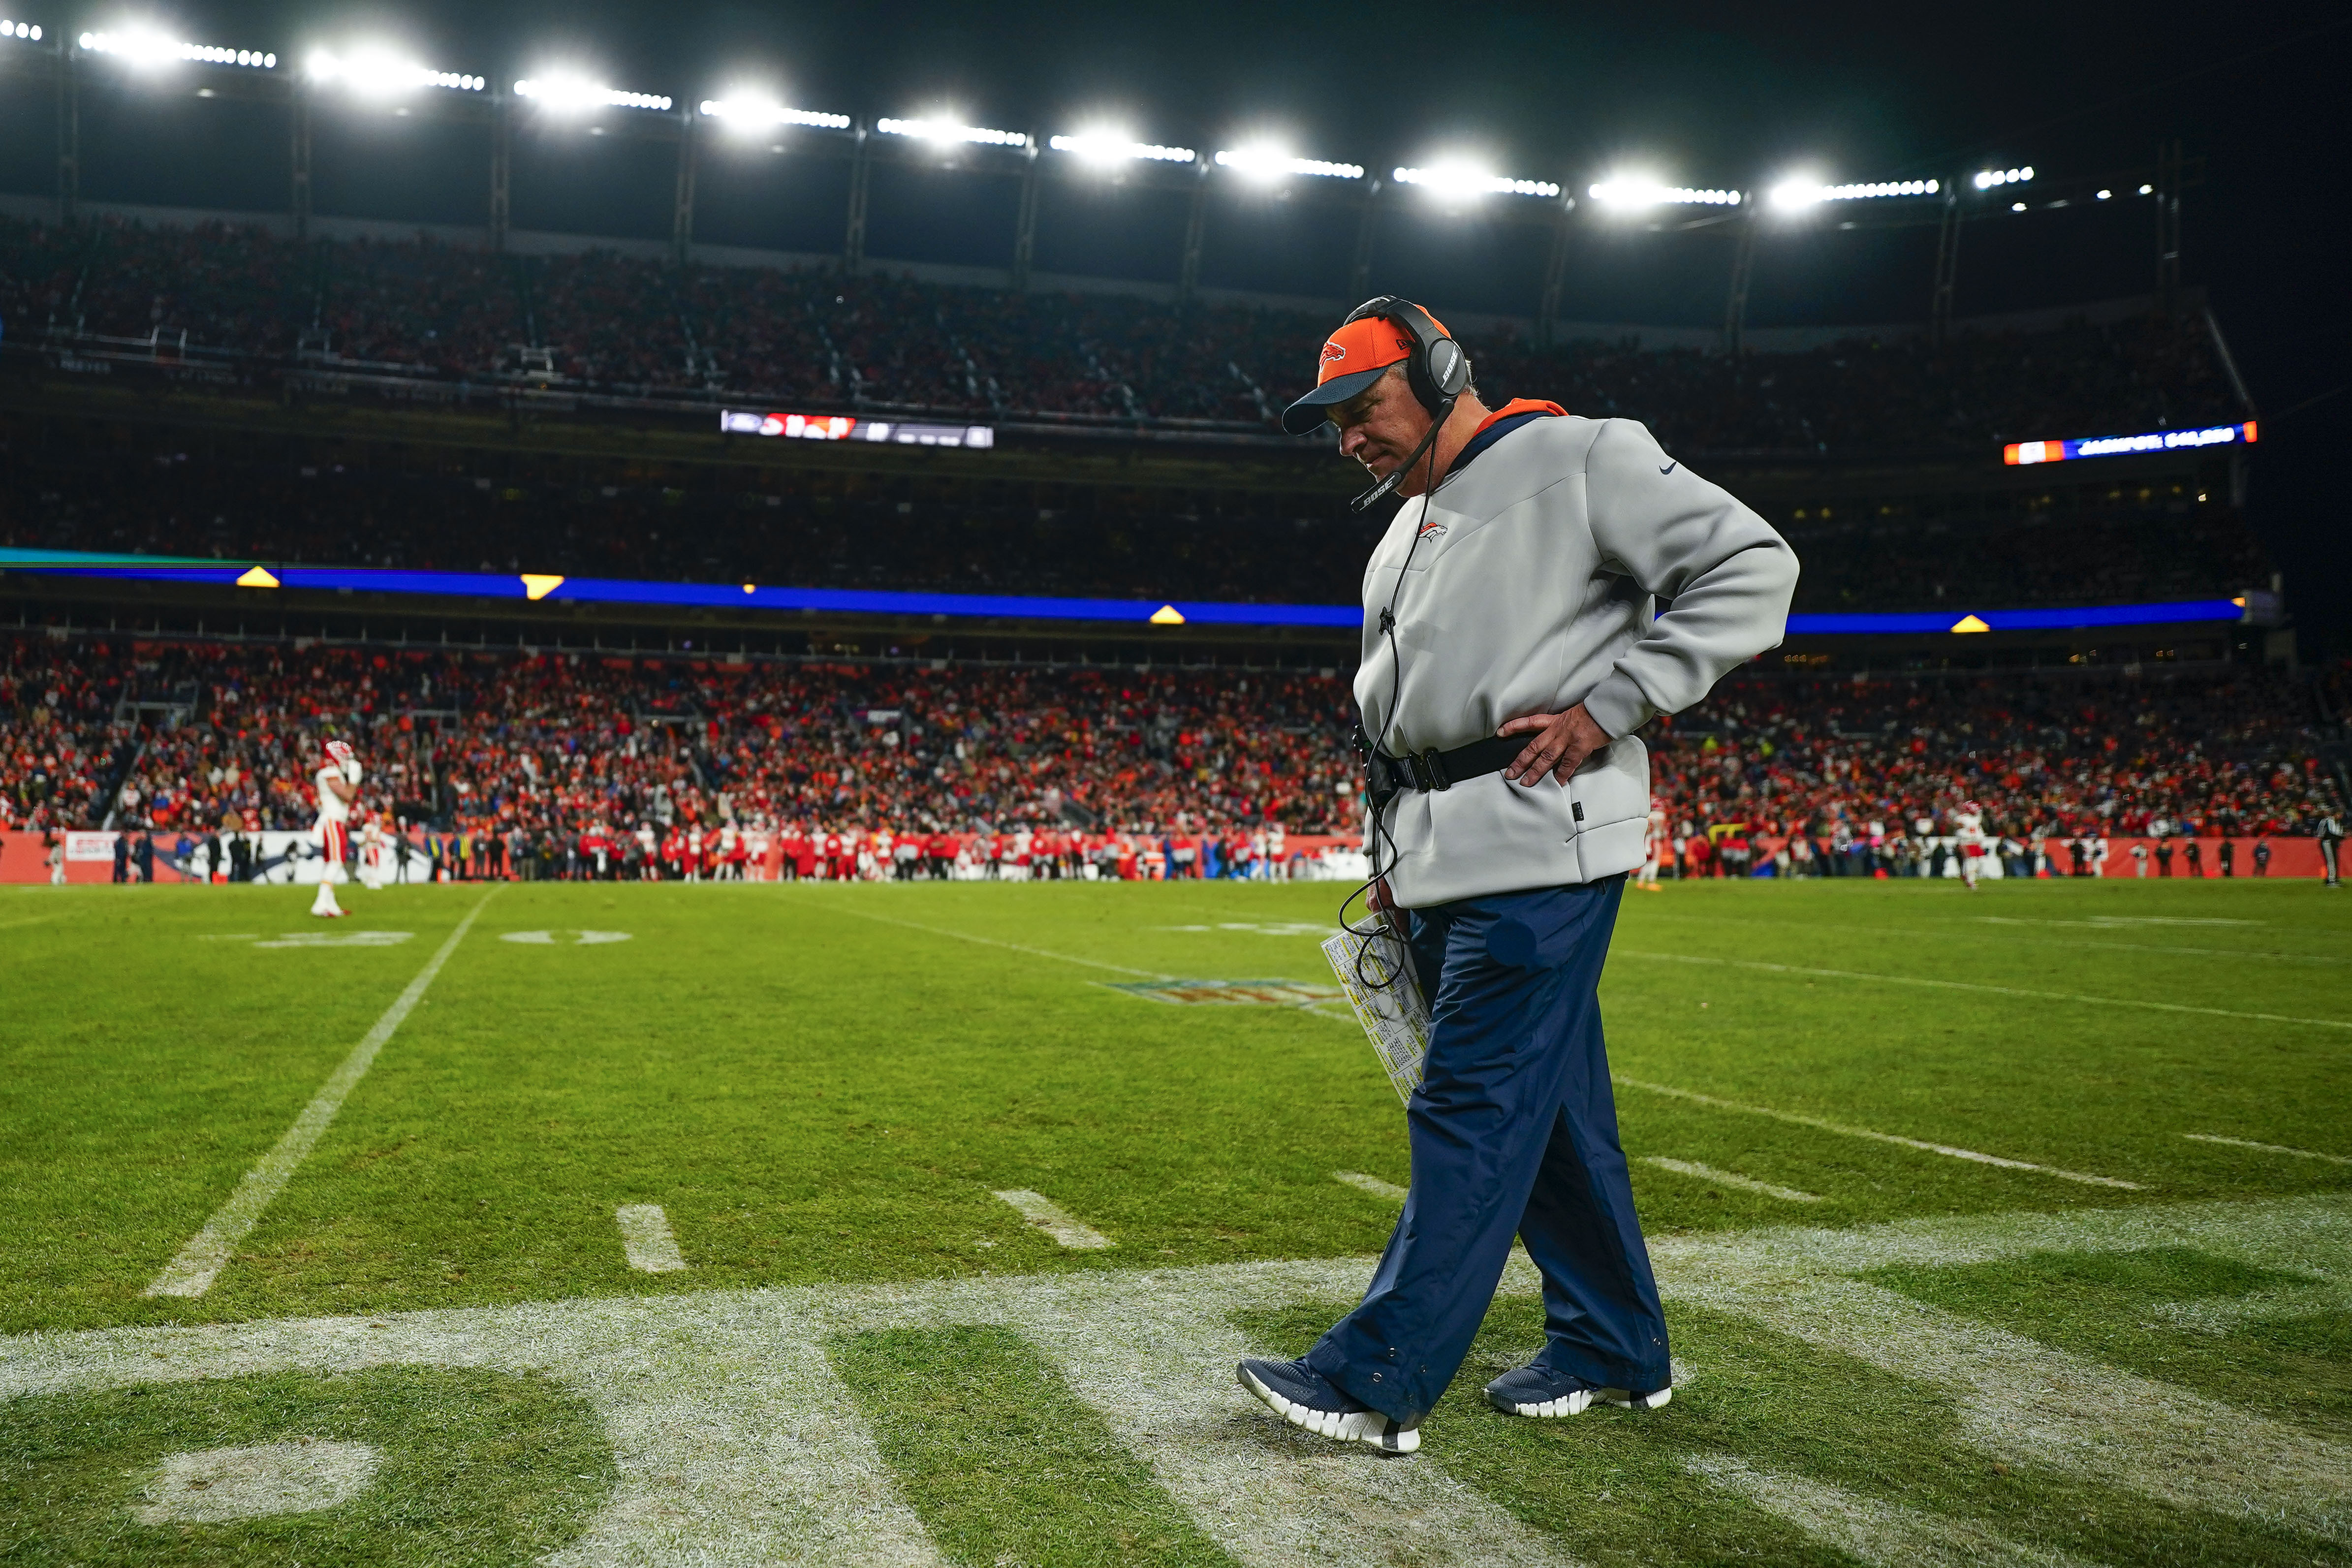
[1320,341,1347,364]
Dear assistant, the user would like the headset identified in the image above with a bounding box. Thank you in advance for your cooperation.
[1338,296,1473,514]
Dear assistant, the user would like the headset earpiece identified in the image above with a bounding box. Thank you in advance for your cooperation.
[1341,295,1470,418]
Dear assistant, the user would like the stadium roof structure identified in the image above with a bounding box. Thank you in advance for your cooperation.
[0,25,2203,347]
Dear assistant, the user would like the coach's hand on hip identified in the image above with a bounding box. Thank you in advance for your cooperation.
[1500,704,1610,786]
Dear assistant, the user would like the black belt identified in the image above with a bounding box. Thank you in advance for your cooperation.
[1362,734,1529,805]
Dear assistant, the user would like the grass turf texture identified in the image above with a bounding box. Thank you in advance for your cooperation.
[1,874,2347,1564]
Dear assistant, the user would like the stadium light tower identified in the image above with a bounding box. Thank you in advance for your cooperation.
[876,115,1027,148]
[514,74,672,113]
[1588,176,1742,210]
[308,46,483,95]
[1392,161,1561,202]
[698,94,850,133]
[78,26,275,68]
[1212,146,1364,182]
[1048,130,1195,165]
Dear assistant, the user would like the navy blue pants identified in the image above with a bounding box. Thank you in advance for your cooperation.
[1306,876,1669,1423]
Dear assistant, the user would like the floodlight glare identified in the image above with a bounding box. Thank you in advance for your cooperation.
[698,96,850,131]
[1972,165,2034,190]
[2137,183,2153,194]
[1392,164,1560,199]
[1049,132,1195,164]
[514,76,672,112]
[1589,177,1741,208]
[0,19,43,40]
[2096,188,2113,200]
[1212,147,1364,181]
[309,47,482,94]
[1767,176,1935,209]
[81,28,275,68]
[876,117,1026,147]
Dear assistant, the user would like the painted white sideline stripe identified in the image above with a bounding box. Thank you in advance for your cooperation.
[615,1205,689,1273]
[836,907,1170,980]
[992,1188,1114,1249]
[1618,947,2352,1032]
[143,893,496,1299]
[1684,1454,2104,1568]
[1618,1077,2142,1190]
[2183,1131,2352,1166]
[1639,1156,1820,1202]
[1333,1170,1408,1201]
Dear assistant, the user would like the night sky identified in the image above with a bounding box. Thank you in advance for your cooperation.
[5,0,2348,647]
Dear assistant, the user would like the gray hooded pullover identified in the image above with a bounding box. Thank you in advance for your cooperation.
[1355,411,1798,908]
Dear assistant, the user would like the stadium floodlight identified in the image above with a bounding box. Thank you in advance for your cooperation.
[514,76,672,112]
[0,19,44,41]
[79,28,275,68]
[1213,147,1364,181]
[2137,183,2153,195]
[309,48,483,94]
[876,117,1027,148]
[1767,176,1936,210]
[1588,177,1742,209]
[1392,163,1561,199]
[698,96,851,131]
[1049,132,1195,164]
[2097,188,2113,200]
[1971,165,2033,190]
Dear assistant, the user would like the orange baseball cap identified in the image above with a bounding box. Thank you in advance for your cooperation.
[1280,310,1450,434]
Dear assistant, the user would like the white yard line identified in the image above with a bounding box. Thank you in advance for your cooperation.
[992,1189,1114,1249]
[1684,1454,2102,1568]
[1638,1156,1820,1203]
[1616,1077,2142,1190]
[1333,1170,1408,1201]
[17,1194,2352,1563]
[1616,947,2352,1032]
[2183,1131,2352,1166]
[143,893,496,1299]
[615,1205,690,1273]
[834,908,1171,980]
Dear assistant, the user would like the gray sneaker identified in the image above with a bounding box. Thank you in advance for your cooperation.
[1483,1360,1671,1418]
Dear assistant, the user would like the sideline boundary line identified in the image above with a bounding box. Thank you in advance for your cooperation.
[1617,947,2352,1032]
[1617,1076,2143,1189]
[143,892,497,1298]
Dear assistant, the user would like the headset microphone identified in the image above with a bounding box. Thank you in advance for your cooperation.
[1349,403,1452,513]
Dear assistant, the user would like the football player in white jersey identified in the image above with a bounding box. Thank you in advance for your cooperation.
[1637,797,1668,891]
[1953,800,1989,892]
[311,739,360,917]
[357,814,387,891]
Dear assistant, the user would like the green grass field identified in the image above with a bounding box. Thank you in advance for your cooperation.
[2,873,2348,1566]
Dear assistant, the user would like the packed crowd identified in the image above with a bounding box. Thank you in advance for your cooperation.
[3,216,2242,452]
[5,636,2343,877]
[1647,667,2346,871]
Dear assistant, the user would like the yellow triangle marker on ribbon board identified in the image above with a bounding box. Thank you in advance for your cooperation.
[235,565,280,588]
[521,573,566,601]
[1950,613,1990,633]
[1150,604,1186,626]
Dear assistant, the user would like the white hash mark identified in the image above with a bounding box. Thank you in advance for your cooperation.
[992,1188,1114,1249]
[1639,1156,1821,1203]
[616,1205,690,1273]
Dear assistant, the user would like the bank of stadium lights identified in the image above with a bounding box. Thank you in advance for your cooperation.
[1213,147,1364,181]
[78,28,275,67]
[1767,176,1939,211]
[1587,178,1742,209]
[699,97,851,131]
[308,49,483,94]
[513,76,671,112]
[1049,132,1196,164]
[0,19,42,41]
[1972,165,2032,190]
[1392,164,1561,199]
[876,117,1027,148]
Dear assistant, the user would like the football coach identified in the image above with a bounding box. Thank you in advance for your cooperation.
[1237,298,1798,1453]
